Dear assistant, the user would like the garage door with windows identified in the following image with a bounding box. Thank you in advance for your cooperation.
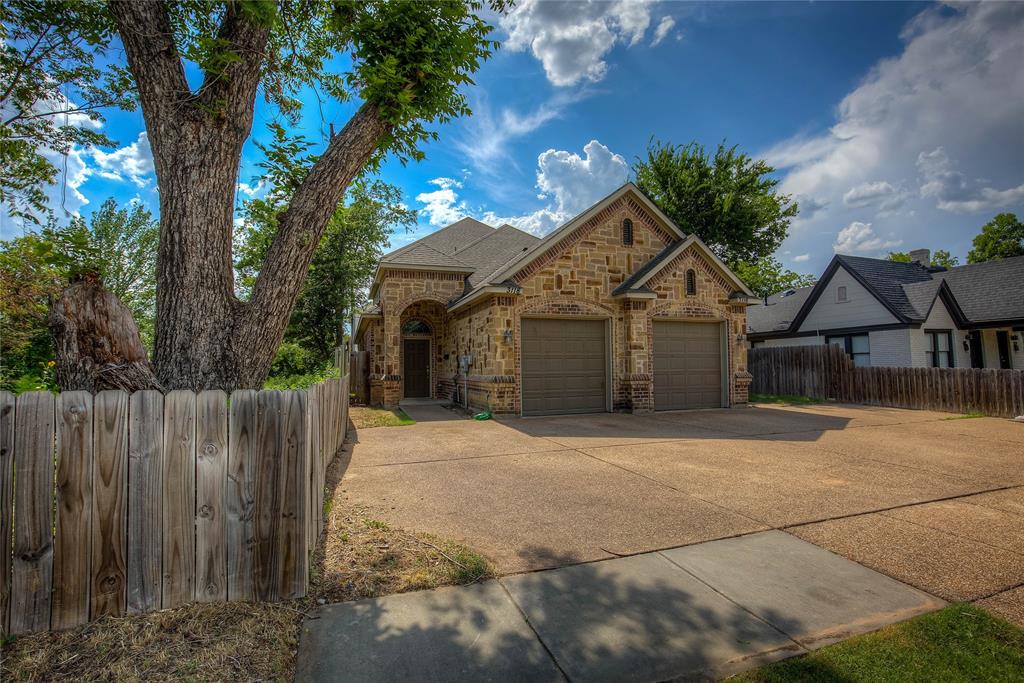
[653,320,724,410]
[521,318,607,416]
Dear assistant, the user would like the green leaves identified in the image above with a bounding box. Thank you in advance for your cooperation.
[634,140,798,266]
[967,213,1024,264]
[732,256,816,299]
[0,0,136,222]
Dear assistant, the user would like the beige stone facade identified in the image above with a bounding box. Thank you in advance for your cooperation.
[356,184,752,414]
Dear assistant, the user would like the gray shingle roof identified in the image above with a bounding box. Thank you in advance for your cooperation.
[933,256,1024,323]
[761,253,1024,337]
[379,241,473,270]
[453,224,540,286]
[747,286,814,333]
[379,218,539,284]
[835,255,935,320]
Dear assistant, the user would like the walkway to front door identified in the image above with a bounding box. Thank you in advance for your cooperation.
[402,338,430,398]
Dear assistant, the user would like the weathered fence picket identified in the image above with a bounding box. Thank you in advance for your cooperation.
[0,374,349,635]
[749,345,1024,418]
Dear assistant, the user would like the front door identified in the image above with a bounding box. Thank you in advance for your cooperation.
[996,331,1012,369]
[968,331,985,368]
[403,339,431,397]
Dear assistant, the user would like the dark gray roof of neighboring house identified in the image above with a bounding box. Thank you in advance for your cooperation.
[757,253,1024,338]
[834,254,935,320]
[746,286,814,333]
[932,256,1024,323]
[453,224,540,286]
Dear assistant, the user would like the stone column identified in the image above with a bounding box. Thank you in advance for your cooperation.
[621,299,653,412]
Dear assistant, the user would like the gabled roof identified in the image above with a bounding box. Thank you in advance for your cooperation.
[611,234,755,298]
[933,256,1024,323]
[753,252,1024,337]
[449,183,693,310]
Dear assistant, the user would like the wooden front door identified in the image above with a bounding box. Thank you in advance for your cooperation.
[403,339,431,397]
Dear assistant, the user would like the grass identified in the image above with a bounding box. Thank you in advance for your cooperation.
[944,411,987,420]
[349,406,416,429]
[2,443,492,682]
[749,393,822,406]
[732,604,1024,682]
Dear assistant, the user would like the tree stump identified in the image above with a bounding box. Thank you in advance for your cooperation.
[48,276,163,393]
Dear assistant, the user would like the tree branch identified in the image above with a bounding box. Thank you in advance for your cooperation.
[239,102,392,378]
[194,3,271,121]
[107,0,191,138]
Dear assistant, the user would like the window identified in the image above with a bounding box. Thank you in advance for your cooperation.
[827,334,870,367]
[685,269,697,295]
[837,286,848,303]
[622,218,633,246]
[401,319,431,336]
[925,330,954,367]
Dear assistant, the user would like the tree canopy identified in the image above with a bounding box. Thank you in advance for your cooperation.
[633,140,798,265]
[886,249,959,268]
[4,0,507,390]
[0,0,134,222]
[731,256,816,299]
[967,213,1024,264]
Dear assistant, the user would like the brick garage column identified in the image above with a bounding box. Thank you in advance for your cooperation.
[729,306,752,405]
[621,299,653,412]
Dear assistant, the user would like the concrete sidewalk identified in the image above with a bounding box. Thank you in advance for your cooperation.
[295,531,943,682]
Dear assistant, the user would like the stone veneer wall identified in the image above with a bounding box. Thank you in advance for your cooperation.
[362,196,750,412]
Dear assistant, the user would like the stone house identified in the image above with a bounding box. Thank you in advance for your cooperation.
[353,183,755,415]
[747,251,1024,369]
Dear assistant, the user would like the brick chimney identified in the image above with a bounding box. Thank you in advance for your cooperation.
[909,248,930,266]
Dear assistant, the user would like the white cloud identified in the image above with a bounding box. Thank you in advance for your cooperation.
[456,91,589,174]
[793,253,810,263]
[91,132,154,188]
[833,221,902,254]
[651,16,675,47]
[917,146,1024,212]
[415,180,469,227]
[842,181,909,212]
[765,4,1024,223]
[535,139,629,216]
[237,179,267,198]
[416,139,629,236]
[501,0,653,86]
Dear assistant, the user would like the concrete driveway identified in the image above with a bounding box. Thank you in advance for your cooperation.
[339,401,1024,621]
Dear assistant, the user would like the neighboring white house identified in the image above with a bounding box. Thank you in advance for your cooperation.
[747,250,1024,369]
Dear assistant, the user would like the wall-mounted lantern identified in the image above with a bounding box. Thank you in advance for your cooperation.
[502,329,514,344]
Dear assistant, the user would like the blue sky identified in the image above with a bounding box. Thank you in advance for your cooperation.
[6,1,1024,277]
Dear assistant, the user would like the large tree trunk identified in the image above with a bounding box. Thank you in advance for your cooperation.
[109,1,392,391]
[49,278,163,393]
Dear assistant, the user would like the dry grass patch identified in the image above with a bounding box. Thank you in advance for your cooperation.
[1,601,302,682]
[349,406,415,429]
[1,444,494,683]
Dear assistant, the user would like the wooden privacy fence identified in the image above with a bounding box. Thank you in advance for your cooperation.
[749,345,1024,418]
[0,375,349,635]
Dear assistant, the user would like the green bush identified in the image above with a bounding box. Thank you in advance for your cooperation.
[262,365,339,390]
[269,342,327,378]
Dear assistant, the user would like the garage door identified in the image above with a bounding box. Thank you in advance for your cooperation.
[521,318,607,416]
[654,321,723,410]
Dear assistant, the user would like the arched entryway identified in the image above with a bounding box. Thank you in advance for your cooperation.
[401,318,433,398]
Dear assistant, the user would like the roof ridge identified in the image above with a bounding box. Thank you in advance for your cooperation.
[452,225,502,254]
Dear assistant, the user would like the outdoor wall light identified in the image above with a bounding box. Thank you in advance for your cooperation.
[502,329,514,344]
